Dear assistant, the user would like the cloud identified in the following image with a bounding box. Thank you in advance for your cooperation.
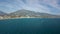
[38,0,60,15]
[22,0,60,15]
[0,0,24,13]
[0,0,60,15]
[39,0,60,9]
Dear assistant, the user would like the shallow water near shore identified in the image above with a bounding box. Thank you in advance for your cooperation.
[0,18,60,34]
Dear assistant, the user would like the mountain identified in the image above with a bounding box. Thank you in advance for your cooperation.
[9,9,60,18]
[0,11,7,16]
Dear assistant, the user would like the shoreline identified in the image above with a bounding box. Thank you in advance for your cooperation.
[0,17,60,20]
[0,17,39,20]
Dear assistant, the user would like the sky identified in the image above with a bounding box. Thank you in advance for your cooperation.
[0,0,60,15]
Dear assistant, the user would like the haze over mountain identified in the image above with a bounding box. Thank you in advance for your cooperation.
[0,11,7,16]
[0,9,60,18]
[9,9,60,18]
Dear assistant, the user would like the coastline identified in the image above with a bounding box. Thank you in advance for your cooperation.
[0,17,59,20]
[0,17,38,20]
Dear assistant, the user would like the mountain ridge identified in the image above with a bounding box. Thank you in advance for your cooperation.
[0,9,60,18]
[9,9,60,18]
[0,11,7,16]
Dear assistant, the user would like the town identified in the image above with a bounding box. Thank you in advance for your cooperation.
[0,15,37,20]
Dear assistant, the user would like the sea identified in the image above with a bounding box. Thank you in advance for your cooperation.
[0,18,60,34]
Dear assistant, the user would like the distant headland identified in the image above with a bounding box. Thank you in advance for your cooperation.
[0,9,60,20]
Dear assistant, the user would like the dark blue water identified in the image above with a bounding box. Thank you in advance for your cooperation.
[0,18,60,34]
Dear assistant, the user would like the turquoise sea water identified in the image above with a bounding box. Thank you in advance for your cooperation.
[0,18,60,34]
